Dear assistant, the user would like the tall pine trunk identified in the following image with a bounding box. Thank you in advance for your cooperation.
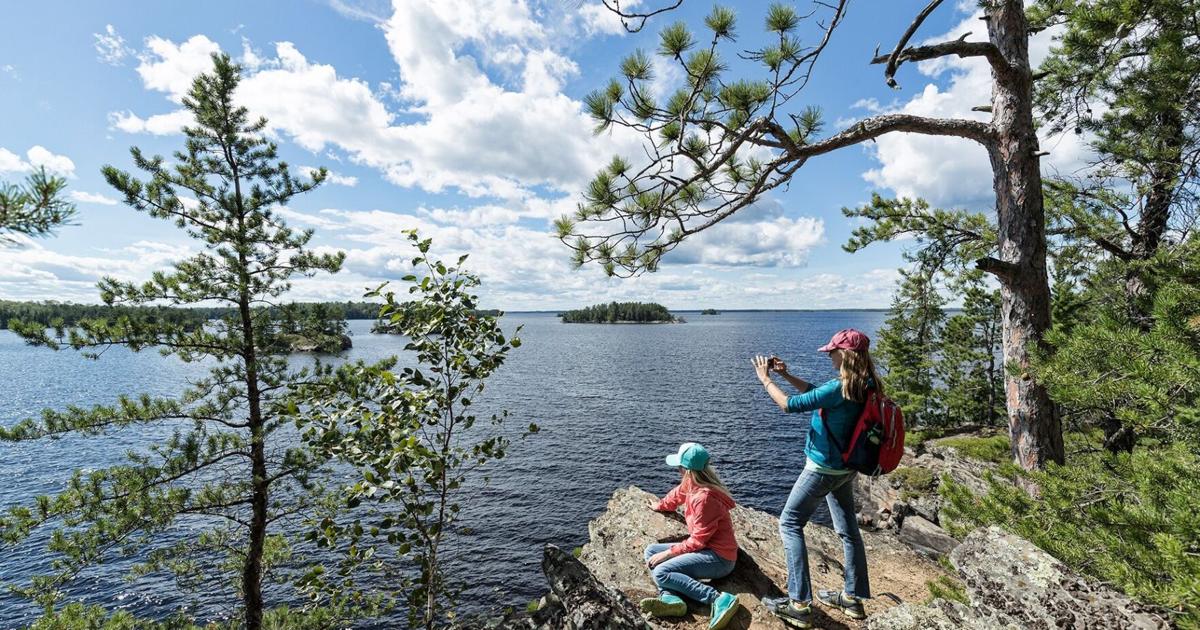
[232,170,267,630]
[985,1,1065,468]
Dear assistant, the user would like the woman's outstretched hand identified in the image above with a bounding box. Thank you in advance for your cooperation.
[752,355,772,384]
[770,356,788,375]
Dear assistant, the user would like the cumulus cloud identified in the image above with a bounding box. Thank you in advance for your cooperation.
[94,24,133,66]
[0,239,188,302]
[113,1,642,200]
[298,165,358,187]
[136,34,222,102]
[671,216,825,267]
[0,146,75,177]
[68,191,119,205]
[858,7,1094,209]
[576,0,638,37]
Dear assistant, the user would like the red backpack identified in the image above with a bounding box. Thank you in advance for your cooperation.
[821,389,905,476]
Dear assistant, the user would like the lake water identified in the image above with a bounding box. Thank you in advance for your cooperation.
[0,310,885,628]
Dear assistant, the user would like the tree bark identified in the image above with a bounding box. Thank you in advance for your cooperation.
[984,1,1065,468]
[231,164,267,630]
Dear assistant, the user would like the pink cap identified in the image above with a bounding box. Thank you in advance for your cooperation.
[818,328,869,353]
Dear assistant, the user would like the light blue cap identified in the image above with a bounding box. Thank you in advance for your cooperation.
[665,442,710,471]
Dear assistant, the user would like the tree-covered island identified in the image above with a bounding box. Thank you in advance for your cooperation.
[559,301,678,323]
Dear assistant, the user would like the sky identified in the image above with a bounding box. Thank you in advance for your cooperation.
[0,0,1091,310]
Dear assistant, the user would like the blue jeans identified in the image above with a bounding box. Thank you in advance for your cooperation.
[778,469,870,603]
[644,543,736,605]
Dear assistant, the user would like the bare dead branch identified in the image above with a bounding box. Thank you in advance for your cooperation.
[882,0,947,88]
[795,113,996,158]
[871,38,1008,78]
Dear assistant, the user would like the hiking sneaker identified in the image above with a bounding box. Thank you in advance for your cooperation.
[763,596,813,629]
[708,592,739,629]
[639,593,687,618]
[817,589,866,620]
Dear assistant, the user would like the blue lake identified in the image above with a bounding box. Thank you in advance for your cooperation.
[0,310,886,628]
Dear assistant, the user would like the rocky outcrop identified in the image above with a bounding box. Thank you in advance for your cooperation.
[492,480,1169,630]
[577,486,944,629]
[854,431,1005,559]
[868,527,1170,630]
[895,515,958,559]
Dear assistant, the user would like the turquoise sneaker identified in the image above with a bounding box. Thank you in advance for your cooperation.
[708,592,739,629]
[639,593,687,617]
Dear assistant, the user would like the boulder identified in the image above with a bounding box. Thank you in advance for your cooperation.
[896,516,958,559]
[542,544,649,629]
[579,486,946,629]
[949,527,1169,629]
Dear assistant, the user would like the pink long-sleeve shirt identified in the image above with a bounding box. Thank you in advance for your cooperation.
[653,481,739,562]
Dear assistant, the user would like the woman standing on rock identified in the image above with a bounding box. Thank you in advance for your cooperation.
[752,329,878,628]
[642,442,741,629]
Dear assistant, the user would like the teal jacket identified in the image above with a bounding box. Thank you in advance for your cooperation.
[786,378,864,470]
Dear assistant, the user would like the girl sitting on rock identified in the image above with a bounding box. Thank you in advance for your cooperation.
[642,442,741,629]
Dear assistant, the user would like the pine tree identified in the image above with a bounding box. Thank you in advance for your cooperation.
[0,167,76,244]
[936,272,1004,427]
[0,54,361,629]
[875,265,945,426]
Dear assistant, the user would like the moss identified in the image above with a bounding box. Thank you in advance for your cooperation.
[526,600,540,614]
[925,575,969,605]
[572,546,583,559]
[907,428,948,450]
[936,435,1011,464]
[893,466,936,493]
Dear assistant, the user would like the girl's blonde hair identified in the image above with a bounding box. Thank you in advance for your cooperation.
[684,464,733,501]
[836,347,885,403]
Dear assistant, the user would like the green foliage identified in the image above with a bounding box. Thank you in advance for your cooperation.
[936,273,1004,427]
[941,443,1200,626]
[559,301,676,323]
[935,435,1011,464]
[842,194,995,264]
[0,167,76,244]
[0,54,373,629]
[849,196,1004,430]
[874,264,944,425]
[294,231,530,629]
[560,2,845,277]
[925,575,969,606]
[891,466,936,499]
[1036,239,1200,450]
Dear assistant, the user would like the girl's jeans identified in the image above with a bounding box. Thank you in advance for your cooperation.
[643,543,736,605]
[779,468,870,603]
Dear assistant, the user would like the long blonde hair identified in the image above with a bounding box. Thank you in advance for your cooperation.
[837,347,885,403]
[684,464,733,501]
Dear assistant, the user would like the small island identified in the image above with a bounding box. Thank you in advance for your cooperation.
[700,308,720,315]
[559,301,679,324]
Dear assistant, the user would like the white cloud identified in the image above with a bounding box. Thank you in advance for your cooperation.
[0,148,25,173]
[577,0,639,37]
[114,2,642,200]
[1,64,17,80]
[859,7,1094,209]
[94,24,133,66]
[108,108,193,135]
[137,35,222,103]
[298,165,358,187]
[0,239,189,302]
[0,146,75,178]
[672,216,826,267]
[68,191,119,206]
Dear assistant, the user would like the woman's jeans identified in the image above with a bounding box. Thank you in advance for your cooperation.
[643,543,736,605]
[779,469,870,603]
